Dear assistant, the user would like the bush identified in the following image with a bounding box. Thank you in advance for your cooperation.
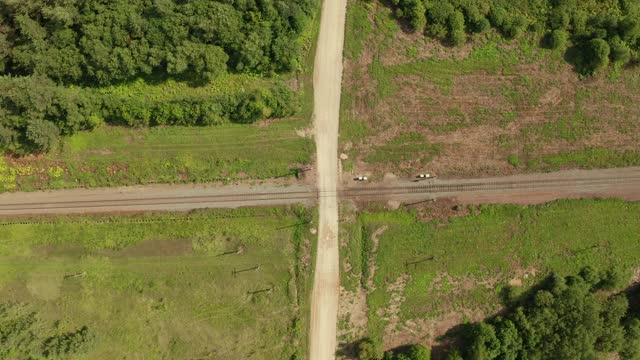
[549,29,569,50]
[450,30,467,46]
[358,338,384,360]
[586,38,611,72]
[407,344,431,360]
[609,37,632,65]
[507,154,521,167]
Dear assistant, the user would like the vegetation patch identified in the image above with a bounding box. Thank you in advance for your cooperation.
[387,0,640,74]
[0,207,316,359]
[0,0,320,188]
[3,119,314,191]
[339,199,640,356]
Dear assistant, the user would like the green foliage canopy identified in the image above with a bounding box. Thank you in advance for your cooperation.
[386,0,640,74]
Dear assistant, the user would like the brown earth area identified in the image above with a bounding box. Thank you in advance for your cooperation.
[340,3,640,179]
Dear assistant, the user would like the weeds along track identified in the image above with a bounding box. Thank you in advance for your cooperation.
[2,173,638,214]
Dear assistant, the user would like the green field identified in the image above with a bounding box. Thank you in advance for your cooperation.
[339,199,640,348]
[340,1,640,178]
[2,119,314,191]
[0,207,315,359]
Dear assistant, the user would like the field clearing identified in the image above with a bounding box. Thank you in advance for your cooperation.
[340,1,640,179]
[338,199,640,351]
[0,207,315,359]
[3,119,314,191]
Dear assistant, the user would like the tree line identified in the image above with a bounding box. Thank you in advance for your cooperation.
[355,266,640,360]
[384,0,640,73]
[0,0,316,154]
[0,75,297,153]
[0,0,316,84]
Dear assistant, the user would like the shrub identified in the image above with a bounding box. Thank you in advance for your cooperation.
[450,30,467,46]
[358,338,383,360]
[549,29,569,50]
[609,37,632,65]
[586,38,611,72]
[507,154,521,167]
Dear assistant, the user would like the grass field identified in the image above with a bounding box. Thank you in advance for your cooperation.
[0,207,315,359]
[2,119,314,191]
[340,1,640,179]
[339,199,640,350]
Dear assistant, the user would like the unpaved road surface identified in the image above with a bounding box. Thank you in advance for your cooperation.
[309,0,346,358]
[1,167,639,216]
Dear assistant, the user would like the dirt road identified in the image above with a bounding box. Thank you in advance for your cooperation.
[309,0,346,359]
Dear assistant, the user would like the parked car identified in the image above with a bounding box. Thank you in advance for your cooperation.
[354,176,368,181]
[416,173,436,180]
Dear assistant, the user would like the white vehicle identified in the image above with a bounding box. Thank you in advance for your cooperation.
[354,176,368,181]
[416,173,436,179]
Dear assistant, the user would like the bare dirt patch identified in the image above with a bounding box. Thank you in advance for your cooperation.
[408,198,471,222]
[338,287,369,341]
[377,274,411,347]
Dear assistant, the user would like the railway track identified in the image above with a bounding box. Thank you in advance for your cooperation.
[1,170,638,215]
[339,175,640,198]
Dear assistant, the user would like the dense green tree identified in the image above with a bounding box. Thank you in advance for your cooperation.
[0,125,14,150]
[596,295,628,352]
[26,119,59,152]
[460,269,631,360]
[408,1,427,33]
[0,0,317,84]
[621,319,640,360]
[585,38,611,73]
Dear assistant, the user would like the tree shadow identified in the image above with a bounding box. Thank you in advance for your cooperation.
[624,282,640,316]
[430,322,474,359]
[336,339,361,358]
